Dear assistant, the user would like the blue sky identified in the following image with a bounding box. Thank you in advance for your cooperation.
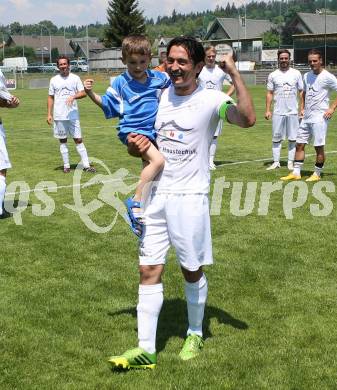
[3,0,238,27]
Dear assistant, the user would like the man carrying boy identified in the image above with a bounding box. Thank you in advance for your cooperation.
[281,49,337,181]
[84,35,171,237]
[107,36,255,370]
[47,56,95,173]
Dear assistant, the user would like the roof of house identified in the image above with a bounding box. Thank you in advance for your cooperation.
[204,17,273,40]
[292,12,337,34]
[9,35,72,55]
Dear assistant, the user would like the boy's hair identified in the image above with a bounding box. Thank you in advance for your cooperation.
[167,36,205,65]
[308,48,322,59]
[56,56,70,66]
[277,49,291,59]
[205,46,216,54]
[122,35,152,59]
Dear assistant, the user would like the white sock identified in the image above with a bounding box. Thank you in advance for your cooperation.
[288,141,296,163]
[293,160,304,176]
[0,175,6,214]
[60,143,70,168]
[185,274,208,337]
[137,283,163,354]
[209,138,218,164]
[314,164,324,177]
[272,142,281,163]
[76,143,90,168]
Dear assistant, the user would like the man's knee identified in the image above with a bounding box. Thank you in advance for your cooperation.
[139,264,164,284]
[73,138,83,144]
[0,169,7,177]
[181,266,203,283]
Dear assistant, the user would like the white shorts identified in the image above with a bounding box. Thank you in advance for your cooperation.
[214,119,223,137]
[0,124,11,170]
[53,120,82,139]
[272,114,299,142]
[139,193,213,271]
[296,120,328,146]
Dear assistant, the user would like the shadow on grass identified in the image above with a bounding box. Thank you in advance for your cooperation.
[54,163,80,171]
[108,298,248,353]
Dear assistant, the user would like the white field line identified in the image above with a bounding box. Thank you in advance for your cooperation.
[215,150,337,167]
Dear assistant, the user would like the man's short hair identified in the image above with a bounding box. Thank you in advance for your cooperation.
[205,46,216,54]
[122,35,152,59]
[167,36,205,65]
[277,49,291,59]
[56,56,70,66]
[308,48,322,59]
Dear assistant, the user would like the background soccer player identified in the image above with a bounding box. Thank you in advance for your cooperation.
[265,49,303,171]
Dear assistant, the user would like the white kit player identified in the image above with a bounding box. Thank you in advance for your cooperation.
[107,36,255,370]
[198,46,235,170]
[47,56,95,173]
[281,49,337,182]
[265,49,303,171]
[0,70,20,219]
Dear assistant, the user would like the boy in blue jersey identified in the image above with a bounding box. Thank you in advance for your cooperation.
[84,35,171,237]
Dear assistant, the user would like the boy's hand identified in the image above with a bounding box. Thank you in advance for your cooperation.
[84,79,94,92]
[127,133,151,157]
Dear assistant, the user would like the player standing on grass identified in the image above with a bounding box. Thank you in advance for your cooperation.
[281,49,337,182]
[107,36,255,370]
[265,49,303,171]
[47,56,96,174]
[198,46,235,170]
[84,35,171,238]
[0,70,20,219]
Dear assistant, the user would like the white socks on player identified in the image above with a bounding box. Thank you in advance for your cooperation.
[0,175,6,214]
[185,274,208,337]
[293,160,304,176]
[272,142,281,163]
[76,143,90,168]
[209,138,218,165]
[60,143,70,168]
[288,141,296,164]
[137,283,163,354]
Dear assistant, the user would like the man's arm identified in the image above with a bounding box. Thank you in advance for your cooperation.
[219,55,255,128]
[324,95,337,120]
[0,95,19,108]
[265,90,273,120]
[300,91,306,118]
[47,95,54,125]
[83,79,103,108]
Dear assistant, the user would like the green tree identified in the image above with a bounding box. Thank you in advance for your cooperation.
[104,0,145,47]
[262,29,280,48]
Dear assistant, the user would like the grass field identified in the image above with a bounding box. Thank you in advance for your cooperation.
[1,78,337,390]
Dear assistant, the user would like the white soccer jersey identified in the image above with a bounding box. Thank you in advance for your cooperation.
[154,85,231,194]
[198,65,232,91]
[303,69,337,123]
[267,68,303,115]
[48,73,84,120]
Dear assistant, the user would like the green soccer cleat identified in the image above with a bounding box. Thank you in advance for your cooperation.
[108,347,157,370]
[179,334,204,361]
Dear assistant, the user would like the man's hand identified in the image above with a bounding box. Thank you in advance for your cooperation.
[127,133,151,157]
[47,115,53,125]
[84,79,94,93]
[66,95,75,106]
[265,111,272,120]
[218,53,237,75]
[323,107,334,120]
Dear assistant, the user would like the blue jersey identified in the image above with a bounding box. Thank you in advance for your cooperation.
[101,70,171,144]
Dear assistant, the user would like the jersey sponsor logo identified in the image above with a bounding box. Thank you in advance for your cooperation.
[206,81,216,89]
[157,120,192,144]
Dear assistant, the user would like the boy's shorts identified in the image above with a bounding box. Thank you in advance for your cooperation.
[118,129,156,145]
[0,124,11,170]
[139,193,213,272]
[296,119,328,146]
[53,120,82,139]
[272,114,299,142]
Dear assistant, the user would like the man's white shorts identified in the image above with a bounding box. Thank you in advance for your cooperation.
[214,119,224,137]
[53,120,82,139]
[0,124,11,170]
[296,119,328,146]
[139,193,213,271]
[272,114,299,142]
